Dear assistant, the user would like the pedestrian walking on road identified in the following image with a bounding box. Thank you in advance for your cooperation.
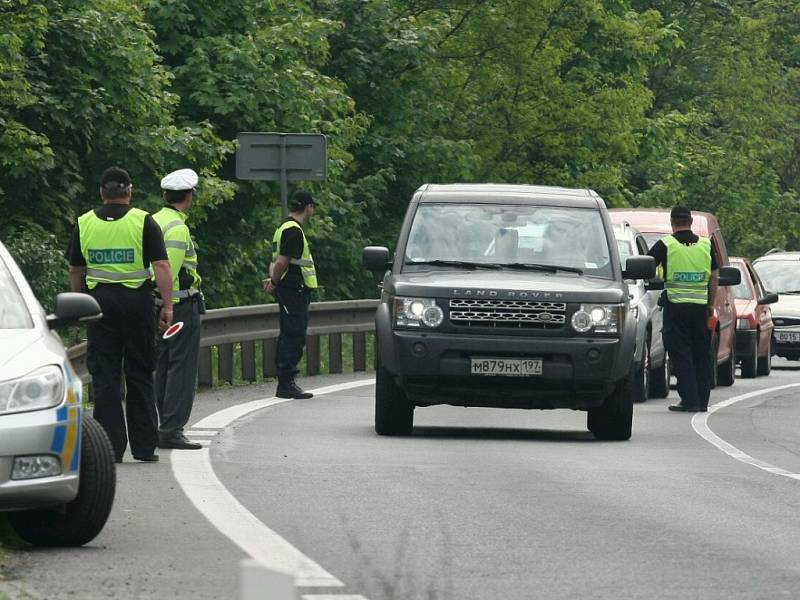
[263,190,318,399]
[66,167,173,462]
[648,206,719,412]
[152,168,204,450]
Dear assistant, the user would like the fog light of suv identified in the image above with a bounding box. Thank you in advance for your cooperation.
[571,310,593,333]
[11,455,62,480]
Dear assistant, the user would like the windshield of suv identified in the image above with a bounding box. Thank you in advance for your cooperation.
[0,255,34,329]
[753,260,800,294]
[731,264,753,300]
[404,203,614,278]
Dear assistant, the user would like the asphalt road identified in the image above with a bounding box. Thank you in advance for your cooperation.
[2,363,800,600]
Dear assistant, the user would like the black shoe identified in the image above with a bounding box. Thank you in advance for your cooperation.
[132,454,160,462]
[158,433,202,450]
[668,403,702,412]
[276,382,313,400]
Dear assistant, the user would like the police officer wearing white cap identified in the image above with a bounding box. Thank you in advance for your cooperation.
[151,168,204,450]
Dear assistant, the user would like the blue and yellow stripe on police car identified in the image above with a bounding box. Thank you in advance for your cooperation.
[50,387,83,473]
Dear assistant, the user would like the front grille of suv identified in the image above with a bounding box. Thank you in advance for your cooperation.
[449,299,567,329]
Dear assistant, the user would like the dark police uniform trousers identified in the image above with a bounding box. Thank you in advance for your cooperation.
[662,300,712,409]
[87,283,159,459]
[155,294,202,434]
[275,285,311,382]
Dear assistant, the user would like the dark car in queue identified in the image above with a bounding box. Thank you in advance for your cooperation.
[729,257,777,377]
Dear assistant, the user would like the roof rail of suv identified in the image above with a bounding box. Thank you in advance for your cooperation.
[765,248,785,255]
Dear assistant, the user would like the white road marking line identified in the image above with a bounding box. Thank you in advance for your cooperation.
[301,596,369,600]
[186,430,219,437]
[171,378,376,590]
[692,382,800,481]
[192,379,376,430]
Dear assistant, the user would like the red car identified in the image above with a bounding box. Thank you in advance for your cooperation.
[730,257,778,377]
[609,209,739,388]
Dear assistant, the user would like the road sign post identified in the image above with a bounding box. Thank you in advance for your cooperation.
[236,132,327,217]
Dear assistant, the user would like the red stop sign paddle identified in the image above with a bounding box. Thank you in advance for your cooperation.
[162,321,184,340]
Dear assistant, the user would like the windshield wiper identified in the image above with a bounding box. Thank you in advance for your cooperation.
[500,262,584,275]
[404,260,501,270]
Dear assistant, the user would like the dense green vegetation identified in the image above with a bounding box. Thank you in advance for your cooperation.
[2,0,799,310]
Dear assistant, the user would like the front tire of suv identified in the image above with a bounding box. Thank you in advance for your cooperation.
[588,373,634,441]
[632,335,650,404]
[375,362,414,436]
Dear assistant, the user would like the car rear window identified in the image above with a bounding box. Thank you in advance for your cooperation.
[0,255,34,329]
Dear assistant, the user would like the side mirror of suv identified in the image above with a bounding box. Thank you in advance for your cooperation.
[623,256,656,280]
[757,292,779,305]
[718,266,741,287]
[363,246,392,272]
[46,292,102,330]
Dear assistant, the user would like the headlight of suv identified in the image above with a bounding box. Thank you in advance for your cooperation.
[571,304,624,334]
[0,365,65,415]
[393,297,444,328]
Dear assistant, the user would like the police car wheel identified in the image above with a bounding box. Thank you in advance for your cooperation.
[9,416,116,547]
[375,363,414,436]
[588,373,634,441]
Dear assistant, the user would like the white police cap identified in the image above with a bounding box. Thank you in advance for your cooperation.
[160,168,198,191]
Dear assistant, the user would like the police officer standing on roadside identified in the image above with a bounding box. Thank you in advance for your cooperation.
[263,190,318,399]
[66,167,173,462]
[648,206,719,412]
[152,169,204,450]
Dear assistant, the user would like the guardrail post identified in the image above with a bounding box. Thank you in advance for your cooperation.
[198,347,213,387]
[329,333,342,374]
[241,341,257,382]
[262,339,277,378]
[219,343,234,384]
[353,332,367,372]
[306,335,320,376]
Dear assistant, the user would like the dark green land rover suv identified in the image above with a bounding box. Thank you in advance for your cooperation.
[363,184,656,440]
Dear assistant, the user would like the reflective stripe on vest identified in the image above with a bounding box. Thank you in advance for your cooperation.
[270,220,318,289]
[78,208,149,290]
[663,235,712,305]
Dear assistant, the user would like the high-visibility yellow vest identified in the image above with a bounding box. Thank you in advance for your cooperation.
[270,220,318,289]
[663,235,712,304]
[152,206,202,303]
[78,207,150,290]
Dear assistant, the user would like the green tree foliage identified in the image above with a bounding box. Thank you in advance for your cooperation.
[2,0,799,309]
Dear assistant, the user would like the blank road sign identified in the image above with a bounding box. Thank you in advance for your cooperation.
[236,132,327,181]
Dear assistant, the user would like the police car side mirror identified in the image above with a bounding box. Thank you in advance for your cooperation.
[363,246,391,272]
[623,256,656,280]
[758,292,779,305]
[47,293,102,330]
[718,266,741,287]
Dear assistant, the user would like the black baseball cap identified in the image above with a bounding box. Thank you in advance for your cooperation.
[670,206,692,220]
[289,190,315,210]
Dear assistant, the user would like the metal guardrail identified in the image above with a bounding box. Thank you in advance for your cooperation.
[68,299,380,387]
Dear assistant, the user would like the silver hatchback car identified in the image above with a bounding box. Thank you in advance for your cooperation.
[0,240,116,546]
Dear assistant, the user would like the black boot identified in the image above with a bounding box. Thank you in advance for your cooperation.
[276,378,313,399]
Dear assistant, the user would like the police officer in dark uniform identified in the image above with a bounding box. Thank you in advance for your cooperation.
[263,190,318,399]
[648,206,719,412]
[66,167,174,462]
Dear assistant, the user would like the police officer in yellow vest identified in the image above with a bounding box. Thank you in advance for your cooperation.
[66,167,174,462]
[152,168,204,450]
[263,190,318,399]
[648,206,719,412]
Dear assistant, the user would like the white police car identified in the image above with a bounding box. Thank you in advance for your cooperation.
[0,240,116,546]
